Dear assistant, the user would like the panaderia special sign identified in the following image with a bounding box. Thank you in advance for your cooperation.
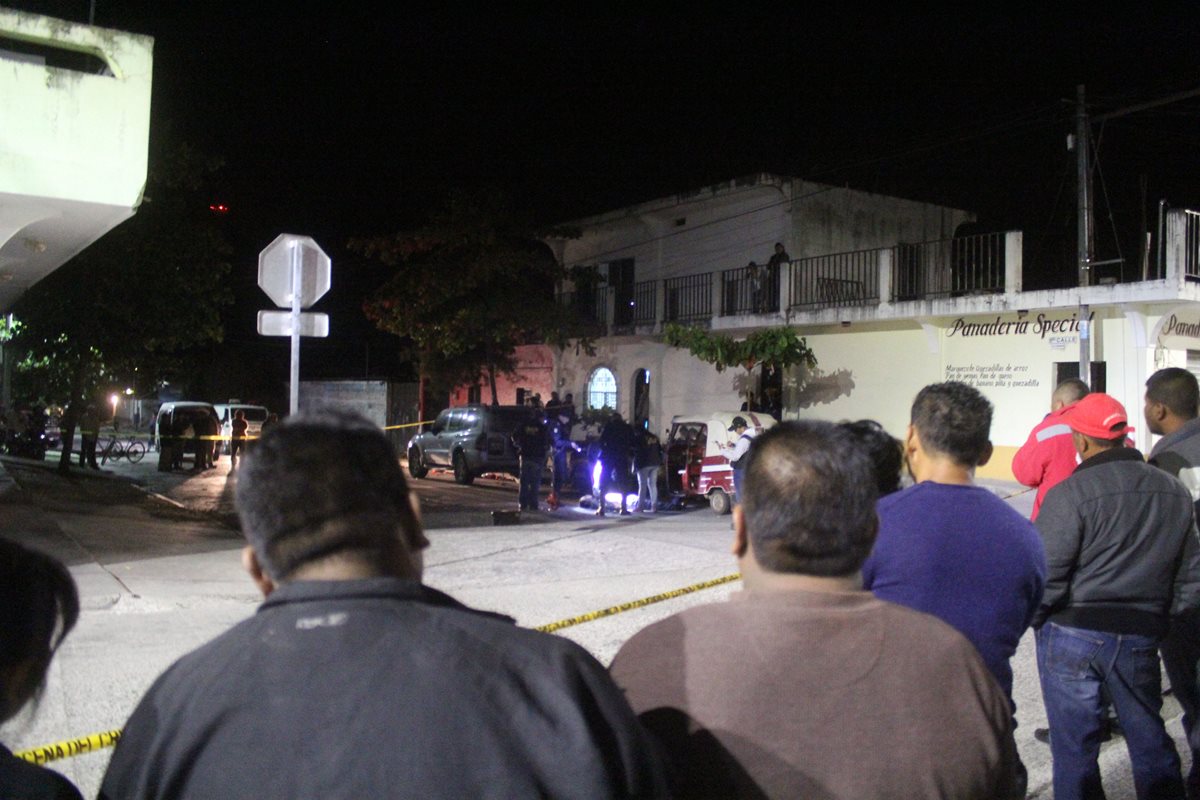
[947,311,1094,339]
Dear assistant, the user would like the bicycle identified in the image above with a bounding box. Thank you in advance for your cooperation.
[99,435,147,465]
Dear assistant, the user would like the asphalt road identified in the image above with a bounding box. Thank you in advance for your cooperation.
[1,452,1193,799]
[43,445,597,530]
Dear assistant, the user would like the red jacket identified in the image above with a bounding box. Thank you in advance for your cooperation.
[1011,406,1078,520]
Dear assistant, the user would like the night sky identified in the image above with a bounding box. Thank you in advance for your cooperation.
[8,1,1200,388]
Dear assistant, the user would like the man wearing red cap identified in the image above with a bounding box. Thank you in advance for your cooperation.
[1034,392,1200,800]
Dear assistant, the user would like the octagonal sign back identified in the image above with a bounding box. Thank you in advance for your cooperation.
[258,234,331,309]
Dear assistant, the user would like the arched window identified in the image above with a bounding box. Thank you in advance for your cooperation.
[587,367,617,410]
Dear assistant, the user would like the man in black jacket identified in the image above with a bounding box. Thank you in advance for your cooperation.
[511,411,549,511]
[1035,392,1200,800]
[1145,366,1200,797]
[100,409,667,799]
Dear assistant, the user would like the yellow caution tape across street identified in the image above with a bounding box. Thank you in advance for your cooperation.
[534,573,742,633]
[14,572,739,763]
[384,419,434,431]
[12,485,1036,762]
[15,729,121,765]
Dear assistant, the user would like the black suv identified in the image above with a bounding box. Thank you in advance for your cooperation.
[407,404,531,484]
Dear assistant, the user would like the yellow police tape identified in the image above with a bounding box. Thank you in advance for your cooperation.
[534,573,741,633]
[144,419,433,441]
[13,572,740,764]
[384,420,434,431]
[15,729,121,765]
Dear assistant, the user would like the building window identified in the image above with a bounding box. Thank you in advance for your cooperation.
[587,367,617,411]
[632,368,650,428]
[467,385,481,404]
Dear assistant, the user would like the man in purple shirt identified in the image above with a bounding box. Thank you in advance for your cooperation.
[862,381,1047,797]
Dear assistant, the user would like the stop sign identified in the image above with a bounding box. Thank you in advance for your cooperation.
[258,234,331,309]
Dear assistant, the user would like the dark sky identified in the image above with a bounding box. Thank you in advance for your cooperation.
[9,1,1200,387]
[15,2,1200,236]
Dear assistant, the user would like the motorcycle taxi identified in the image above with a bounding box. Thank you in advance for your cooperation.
[665,410,777,514]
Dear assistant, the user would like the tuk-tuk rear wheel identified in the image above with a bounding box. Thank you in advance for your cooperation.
[708,488,731,515]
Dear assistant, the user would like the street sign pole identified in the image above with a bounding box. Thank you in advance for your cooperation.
[290,242,302,414]
[257,233,332,417]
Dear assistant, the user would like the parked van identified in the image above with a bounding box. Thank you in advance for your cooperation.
[153,402,220,471]
[213,402,269,454]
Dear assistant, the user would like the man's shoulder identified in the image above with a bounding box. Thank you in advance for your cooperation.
[1151,418,1200,466]
[878,483,1038,543]
[1053,453,1192,508]
[139,585,612,722]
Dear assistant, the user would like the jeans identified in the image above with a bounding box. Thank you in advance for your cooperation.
[732,467,745,505]
[636,466,659,511]
[518,457,543,510]
[1037,622,1184,800]
[552,447,569,494]
[1161,608,1200,794]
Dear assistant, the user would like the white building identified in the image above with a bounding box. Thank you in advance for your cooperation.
[518,172,1200,480]
[0,8,153,312]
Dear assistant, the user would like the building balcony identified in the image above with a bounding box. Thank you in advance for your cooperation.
[559,213,1200,338]
[0,9,153,311]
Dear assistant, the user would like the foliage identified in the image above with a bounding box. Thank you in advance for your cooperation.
[8,134,233,468]
[355,188,589,404]
[662,323,818,373]
[578,405,615,428]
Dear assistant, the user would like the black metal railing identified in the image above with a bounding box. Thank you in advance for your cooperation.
[893,232,1006,301]
[789,249,882,310]
[1182,210,1200,281]
[720,263,781,315]
[556,230,1022,331]
[632,280,657,325]
[557,288,609,332]
[664,273,712,324]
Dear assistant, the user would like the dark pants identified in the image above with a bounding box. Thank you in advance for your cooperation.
[80,435,98,468]
[230,438,245,470]
[599,457,630,511]
[1162,608,1200,795]
[552,446,569,494]
[1037,622,1184,800]
[193,437,211,470]
[518,456,544,510]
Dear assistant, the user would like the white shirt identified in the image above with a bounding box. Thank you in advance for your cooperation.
[721,429,756,464]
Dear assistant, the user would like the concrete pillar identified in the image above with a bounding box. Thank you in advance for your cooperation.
[1005,231,1023,294]
[878,249,894,305]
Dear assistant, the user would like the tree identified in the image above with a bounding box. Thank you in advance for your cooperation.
[356,189,585,407]
[662,323,818,403]
[9,136,232,471]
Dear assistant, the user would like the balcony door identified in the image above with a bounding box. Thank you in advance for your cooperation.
[608,259,635,327]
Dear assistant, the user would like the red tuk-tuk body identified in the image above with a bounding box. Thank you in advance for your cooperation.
[665,411,777,514]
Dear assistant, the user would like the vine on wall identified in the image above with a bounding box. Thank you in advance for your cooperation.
[662,323,818,374]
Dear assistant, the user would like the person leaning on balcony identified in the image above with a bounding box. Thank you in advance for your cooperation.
[765,242,790,310]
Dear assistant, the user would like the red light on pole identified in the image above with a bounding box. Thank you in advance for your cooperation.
[209,203,229,213]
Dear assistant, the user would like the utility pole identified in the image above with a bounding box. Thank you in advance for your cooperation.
[1076,85,1092,387]
[1070,84,1200,386]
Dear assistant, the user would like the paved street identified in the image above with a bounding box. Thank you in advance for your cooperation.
[0,452,1192,798]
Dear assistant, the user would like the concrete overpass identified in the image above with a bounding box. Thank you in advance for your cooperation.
[0,8,152,312]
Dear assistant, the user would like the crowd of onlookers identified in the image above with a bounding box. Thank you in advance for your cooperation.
[6,369,1200,798]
